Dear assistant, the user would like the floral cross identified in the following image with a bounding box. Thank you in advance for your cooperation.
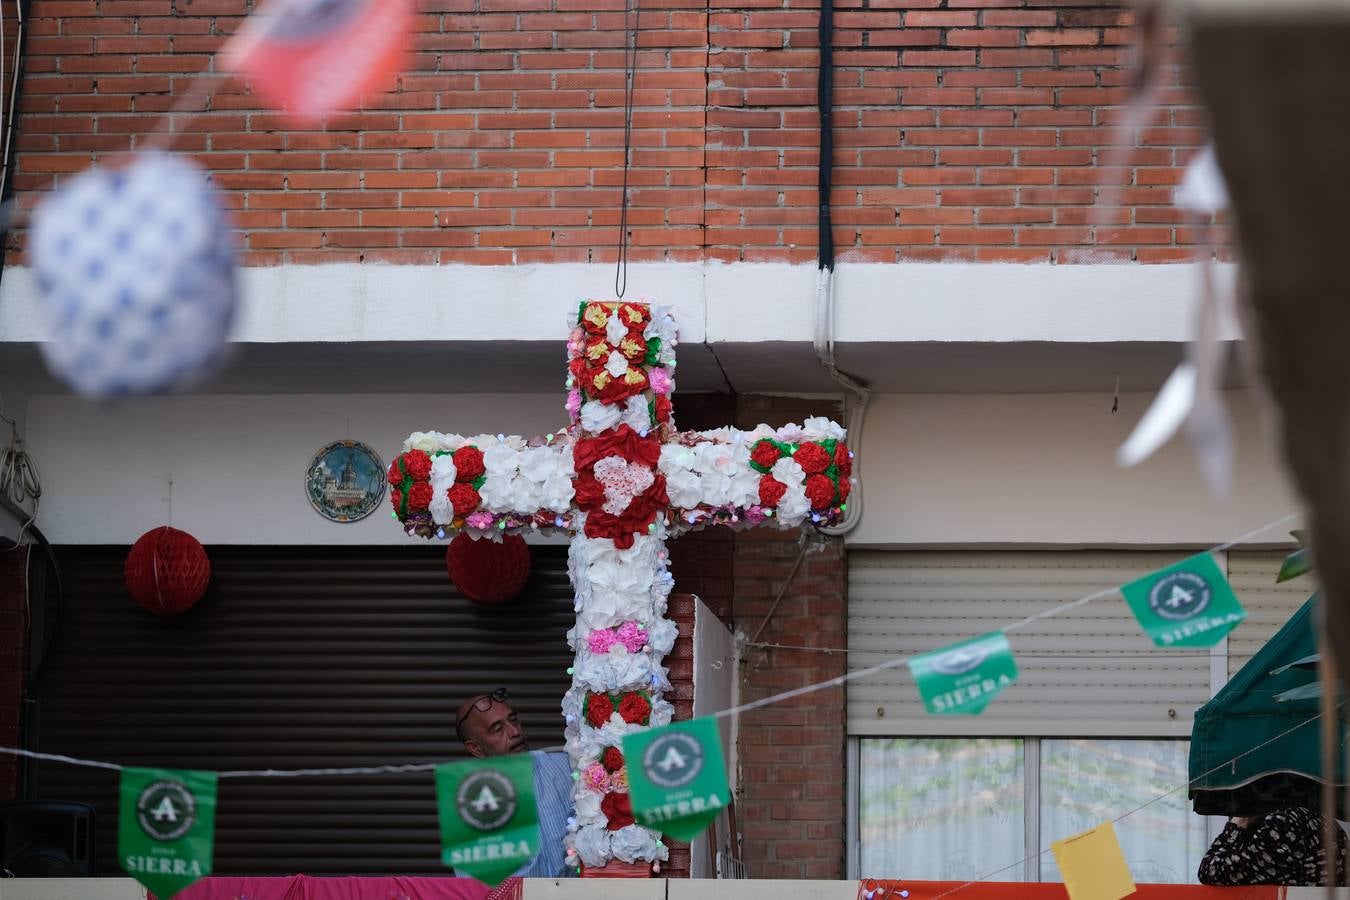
[390,301,850,871]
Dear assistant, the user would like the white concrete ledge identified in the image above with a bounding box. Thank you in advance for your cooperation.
[0,262,1236,347]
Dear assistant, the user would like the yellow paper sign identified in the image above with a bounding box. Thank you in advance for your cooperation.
[1050,822,1137,900]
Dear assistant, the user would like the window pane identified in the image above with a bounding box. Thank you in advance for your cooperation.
[861,738,1026,881]
[1040,739,1207,884]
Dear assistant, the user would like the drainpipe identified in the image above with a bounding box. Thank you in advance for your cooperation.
[813,0,869,538]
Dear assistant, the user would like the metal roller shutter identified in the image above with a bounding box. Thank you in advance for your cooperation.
[30,545,574,876]
[847,551,1217,738]
[1226,549,1313,678]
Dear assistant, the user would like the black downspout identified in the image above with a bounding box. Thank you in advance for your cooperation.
[817,0,834,275]
[17,525,60,802]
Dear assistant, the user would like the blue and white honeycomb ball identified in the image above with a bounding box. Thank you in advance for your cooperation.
[30,152,239,397]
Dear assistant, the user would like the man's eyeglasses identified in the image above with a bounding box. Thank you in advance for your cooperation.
[455,688,509,737]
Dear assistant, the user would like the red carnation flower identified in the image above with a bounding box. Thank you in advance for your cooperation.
[835,443,852,477]
[759,475,787,507]
[751,439,782,471]
[587,692,615,727]
[655,394,672,425]
[387,460,403,484]
[408,481,434,511]
[601,747,625,773]
[839,477,852,501]
[618,692,651,725]
[601,792,635,831]
[594,368,648,404]
[446,483,481,517]
[794,442,831,474]
[805,474,837,509]
[403,449,433,481]
[390,488,402,512]
[453,446,485,481]
[617,302,647,328]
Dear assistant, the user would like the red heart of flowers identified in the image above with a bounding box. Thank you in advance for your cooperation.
[573,425,669,550]
[601,791,635,831]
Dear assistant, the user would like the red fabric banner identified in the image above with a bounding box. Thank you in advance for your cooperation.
[860,882,1284,900]
[168,875,493,900]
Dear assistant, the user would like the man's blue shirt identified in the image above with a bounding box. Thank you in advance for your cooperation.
[515,750,575,878]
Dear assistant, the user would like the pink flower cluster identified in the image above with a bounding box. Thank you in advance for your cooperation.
[587,621,649,654]
[648,367,673,396]
[584,762,610,793]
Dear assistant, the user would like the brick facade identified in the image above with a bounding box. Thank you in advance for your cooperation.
[10,1,1199,265]
[670,393,848,879]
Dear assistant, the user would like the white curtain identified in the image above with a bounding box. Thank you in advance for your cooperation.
[1039,739,1207,884]
[860,738,1026,881]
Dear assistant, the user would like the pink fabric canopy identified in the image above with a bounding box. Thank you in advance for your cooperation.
[169,875,505,900]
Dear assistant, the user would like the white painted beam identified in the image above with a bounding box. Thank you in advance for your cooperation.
[0,262,1235,348]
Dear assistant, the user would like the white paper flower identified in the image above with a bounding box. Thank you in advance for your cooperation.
[771,456,806,486]
[573,790,602,822]
[605,310,628,345]
[620,396,651,433]
[610,825,668,864]
[777,481,810,524]
[574,823,611,867]
[803,415,846,441]
[519,445,558,482]
[605,350,629,378]
[405,431,439,453]
[543,474,576,512]
[665,468,702,508]
[645,619,678,655]
[749,423,777,440]
[581,400,622,433]
[428,454,458,525]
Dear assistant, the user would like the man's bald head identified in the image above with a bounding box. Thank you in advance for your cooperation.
[456,690,528,758]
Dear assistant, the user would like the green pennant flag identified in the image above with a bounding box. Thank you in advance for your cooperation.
[909,631,1019,715]
[623,717,730,842]
[118,767,217,899]
[1121,552,1246,647]
[434,754,539,886]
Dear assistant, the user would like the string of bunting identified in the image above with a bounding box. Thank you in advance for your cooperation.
[0,512,1302,897]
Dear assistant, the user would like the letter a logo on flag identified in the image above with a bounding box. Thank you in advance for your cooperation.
[118,767,217,900]
[223,0,414,122]
[434,754,539,887]
[1121,552,1246,648]
[623,717,731,843]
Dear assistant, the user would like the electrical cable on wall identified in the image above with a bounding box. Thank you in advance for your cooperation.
[0,401,39,551]
[613,0,639,299]
[813,0,870,538]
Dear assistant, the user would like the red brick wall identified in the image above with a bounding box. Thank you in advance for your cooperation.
[0,546,28,802]
[731,395,847,879]
[665,591,697,878]
[10,1,1201,265]
[669,393,850,879]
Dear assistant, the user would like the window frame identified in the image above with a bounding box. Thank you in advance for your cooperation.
[849,734,1222,883]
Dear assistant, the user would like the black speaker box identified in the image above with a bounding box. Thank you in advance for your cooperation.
[0,800,96,877]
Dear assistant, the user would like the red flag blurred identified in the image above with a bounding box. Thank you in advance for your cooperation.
[223,0,413,122]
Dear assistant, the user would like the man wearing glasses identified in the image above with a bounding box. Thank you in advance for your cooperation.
[455,688,575,879]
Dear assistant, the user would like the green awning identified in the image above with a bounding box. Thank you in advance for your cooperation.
[1189,595,1346,815]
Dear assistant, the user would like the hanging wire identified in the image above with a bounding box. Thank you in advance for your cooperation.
[0,402,39,552]
[613,0,640,299]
